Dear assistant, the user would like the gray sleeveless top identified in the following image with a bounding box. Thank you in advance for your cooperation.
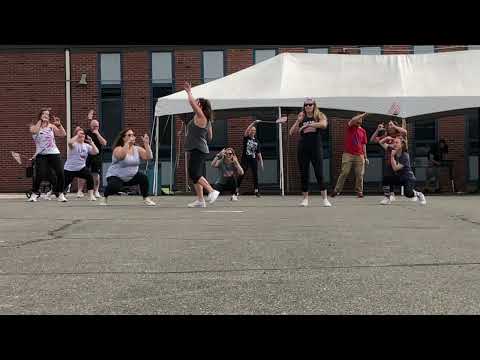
[184,118,210,154]
[106,146,141,181]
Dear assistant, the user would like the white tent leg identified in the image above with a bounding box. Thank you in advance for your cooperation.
[278,107,284,197]
[170,115,174,194]
[154,116,160,196]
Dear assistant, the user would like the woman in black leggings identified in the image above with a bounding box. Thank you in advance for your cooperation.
[28,108,67,202]
[289,98,331,207]
[183,81,219,208]
[238,120,264,197]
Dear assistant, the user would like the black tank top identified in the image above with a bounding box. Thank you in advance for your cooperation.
[299,114,321,141]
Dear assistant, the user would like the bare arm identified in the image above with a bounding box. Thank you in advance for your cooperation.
[211,150,225,168]
[137,134,153,161]
[390,152,403,172]
[86,137,99,155]
[378,136,393,151]
[309,113,328,129]
[257,152,264,169]
[348,112,367,127]
[112,143,131,161]
[233,156,244,176]
[289,112,304,136]
[68,134,79,149]
[50,116,66,137]
[30,120,42,134]
[244,120,260,137]
[93,131,107,146]
[184,82,207,128]
[207,122,213,142]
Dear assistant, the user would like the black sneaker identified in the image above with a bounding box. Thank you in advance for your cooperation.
[255,191,261,198]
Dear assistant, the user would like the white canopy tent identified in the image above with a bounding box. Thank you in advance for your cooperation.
[153,51,480,195]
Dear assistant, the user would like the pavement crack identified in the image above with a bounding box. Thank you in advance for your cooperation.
[14,219,82,247]
[2,261,480,276]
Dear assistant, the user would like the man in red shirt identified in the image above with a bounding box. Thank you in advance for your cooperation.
[331,112,369,198]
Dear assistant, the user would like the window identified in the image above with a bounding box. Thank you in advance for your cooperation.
[100,53,121,85]
[413,118,437,181]
[254,108,279,185]
[469,45,480,50]
[151,52,174,188]
[152,52,173,84]
[414,45,434,54]
[467,110,479,181]
[307,48,329,54]
[254,49,277,64]
[202,51,224,83]
[360,47,381,55]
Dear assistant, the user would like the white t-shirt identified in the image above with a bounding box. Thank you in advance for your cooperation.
[64,142,92,171]
[33,127,60,155]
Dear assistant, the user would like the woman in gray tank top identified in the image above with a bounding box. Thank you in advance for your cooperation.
[183,81,220,208]
[100,128,156,206]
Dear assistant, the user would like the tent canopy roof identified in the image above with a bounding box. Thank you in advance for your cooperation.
[155,51,480,118]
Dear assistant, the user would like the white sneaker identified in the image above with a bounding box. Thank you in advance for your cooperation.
[144,197,156,206]
[231,194,238,201]
[88,194,97,201]
[390,193,396,201]
[77,192,84,198]
[322,198,332,207]
[28,193,39,202]
[188,200,206,208]
[94,191,102,198]
[99,198,108,206]
[380,197,392,205]
[410,195,418,202]
[417,192,427,205]
[299,198,309,207]
[207,190,220,204]
[58,193,68,202]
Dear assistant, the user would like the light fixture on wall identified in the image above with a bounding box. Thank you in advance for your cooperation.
[79,73,87,85]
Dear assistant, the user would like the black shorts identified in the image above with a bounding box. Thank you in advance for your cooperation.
[188,149,208,183]
[86,155,102,174]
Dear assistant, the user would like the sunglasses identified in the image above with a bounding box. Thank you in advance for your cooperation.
[304,103,314,107]
[225,152,233,156]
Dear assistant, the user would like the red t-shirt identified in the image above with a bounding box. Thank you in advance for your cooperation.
[344,125,367,155]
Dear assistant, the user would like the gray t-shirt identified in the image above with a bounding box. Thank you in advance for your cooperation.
[106,146,141,182]
[184,119,210,154]
[64,142,92,171]
[215,159,239,185]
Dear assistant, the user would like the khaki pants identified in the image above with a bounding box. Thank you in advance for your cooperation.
[334,152,365,193]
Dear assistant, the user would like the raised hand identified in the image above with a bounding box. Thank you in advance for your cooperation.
[52,116,61,127]
[85,135,93,144]
[183,81,192,93]
[87,109,95,121]
[142,134,150,145]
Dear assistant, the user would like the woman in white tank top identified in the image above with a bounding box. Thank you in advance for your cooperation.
[28,108,67,203]
[100,128,156,206]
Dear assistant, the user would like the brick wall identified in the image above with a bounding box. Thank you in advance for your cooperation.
[0,51,66,192]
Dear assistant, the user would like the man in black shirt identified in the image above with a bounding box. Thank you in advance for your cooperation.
[238,120,264,197]
[78,110,107,198]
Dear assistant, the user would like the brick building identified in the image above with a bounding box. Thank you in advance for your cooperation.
[1,45,479,194]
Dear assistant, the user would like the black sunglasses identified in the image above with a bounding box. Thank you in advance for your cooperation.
[304,103,314,107]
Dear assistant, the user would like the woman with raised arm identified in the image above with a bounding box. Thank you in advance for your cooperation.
[100,129,156,206]
[28,108,67,202]
[63,128,99,201]
[378,136,426,205]
[238,120,264,198]
[288,98,331,207]
[183,81,219,208]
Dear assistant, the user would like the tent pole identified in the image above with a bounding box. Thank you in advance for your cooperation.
[170,115,174,194]
[154,116,159,196]
[278,107,285,197]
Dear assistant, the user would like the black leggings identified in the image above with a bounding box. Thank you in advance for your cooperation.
[34,154,64,196]
[188,149,208,184]
[382,175,416,198]
[238,157,259,190]
[298,137,325,192]
[64,167,94,193]
[213,177,239,195]
[104,173,149,198]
